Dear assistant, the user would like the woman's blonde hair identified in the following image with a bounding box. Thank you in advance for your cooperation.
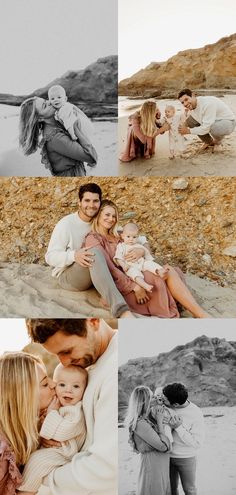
[140,101,157,137]
[125,385,153,432]
[92,199,119,237]
[0,352,42,464]
[19,97,41,155]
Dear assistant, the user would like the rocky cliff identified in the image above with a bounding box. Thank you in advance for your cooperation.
[119,34,236,98]
[119,336,236,418]
[0,56,118,118]
[0,177,235,287]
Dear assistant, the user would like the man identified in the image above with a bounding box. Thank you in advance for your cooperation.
[27,318,117,495]
[45,182,147,317]
[162,382,205,495]
[178,88,236,148]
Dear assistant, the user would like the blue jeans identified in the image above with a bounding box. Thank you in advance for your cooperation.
[170,456,197,495]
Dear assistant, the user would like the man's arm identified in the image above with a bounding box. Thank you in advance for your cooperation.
[48,373,117,495]
[189,101,217,136]
[45,222,75,268]
[173,410,205,449]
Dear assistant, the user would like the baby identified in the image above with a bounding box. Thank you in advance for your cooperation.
[18,364,88,495]
[150,387,176,444]
[114,222,169,292]
[162,105,186,159]
[48,84,93,141]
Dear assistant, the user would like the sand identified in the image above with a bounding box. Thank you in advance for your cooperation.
[119,406,236,495]
[0,106,118,176]
[0,263,235,318]
[118,95,236,177]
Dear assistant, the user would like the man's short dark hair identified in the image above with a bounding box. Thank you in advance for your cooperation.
[178,88,193,99]
[26,319,88,343]
[78,183,102,201]
[162,382,188,405]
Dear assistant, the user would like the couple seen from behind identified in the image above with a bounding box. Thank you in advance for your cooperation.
[126,383,204,495]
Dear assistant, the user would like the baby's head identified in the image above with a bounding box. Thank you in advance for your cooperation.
[48,85,67,110]
[53,363,88,406]
[121,222,139,245]
[165,105,175,119]
[153,386,165,404]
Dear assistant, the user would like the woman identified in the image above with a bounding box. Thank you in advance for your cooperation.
[125,386,171,495]
[19,97,97,176]
[120,100,167,162]
[84,200,209,317]
[0,352,55,494]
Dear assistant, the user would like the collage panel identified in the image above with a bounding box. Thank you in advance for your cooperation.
[119,318,236,494]
[0,0,118,178]
[118,0,236,177]
[0,318,118,494]
[0,176,235,318]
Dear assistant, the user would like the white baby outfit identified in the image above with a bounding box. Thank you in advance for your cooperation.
[114,242,162,281]
[19,402,86,492]
[55,102,93,140]
[164,113,186,155]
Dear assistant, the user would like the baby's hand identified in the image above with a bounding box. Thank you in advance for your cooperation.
[47,397,60,413]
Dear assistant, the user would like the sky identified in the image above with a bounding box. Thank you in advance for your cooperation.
[119,319,236,365]
[119,0,236,80]
[0,0,117,94]
[0,319,30,353]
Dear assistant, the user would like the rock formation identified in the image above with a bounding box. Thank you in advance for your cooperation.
[119,336,236,419]
[0,56,118,118]
[0,176,235,287]
[119,34,236,97]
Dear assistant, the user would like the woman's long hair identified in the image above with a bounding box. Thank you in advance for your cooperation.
[125,385,153,433]
[0,352,41,464]
[92,199,119,237]
[140,101,157,137]
[19,97,41,155]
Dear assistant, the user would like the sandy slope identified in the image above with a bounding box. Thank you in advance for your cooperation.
[119,95,236,177]
[0,263,235,318]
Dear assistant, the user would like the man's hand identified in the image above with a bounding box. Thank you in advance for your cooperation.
[178,125,190,135]
[74,247,95,267]
[169,414,183,429]
[47,397,60,413]
[125,247,145,262]
[133,285,150,304]
[40,437,62,448]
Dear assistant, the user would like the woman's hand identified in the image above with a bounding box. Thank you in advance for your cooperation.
[125,247,145,262]
[133,285,150,304]
[74,247,95,267]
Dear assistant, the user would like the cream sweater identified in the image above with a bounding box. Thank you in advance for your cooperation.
[190,96,235,135]
[170,401,205,458]
[46,333,118,495]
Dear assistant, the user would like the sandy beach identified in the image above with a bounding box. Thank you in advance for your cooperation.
[0,263,235,318]
[119,406,236,495]
[118,95,236,177]
[0,105,118,176]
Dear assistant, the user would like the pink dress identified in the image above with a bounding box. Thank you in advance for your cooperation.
[85,233,182,318]
[0,436,22,495]
[120,112,156,162]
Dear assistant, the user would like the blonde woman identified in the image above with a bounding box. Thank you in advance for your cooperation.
[0,352,55,495]
[120,101,168,162]
[125,385,171,495]
[84,200,210,318]
[19,97,97,176]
